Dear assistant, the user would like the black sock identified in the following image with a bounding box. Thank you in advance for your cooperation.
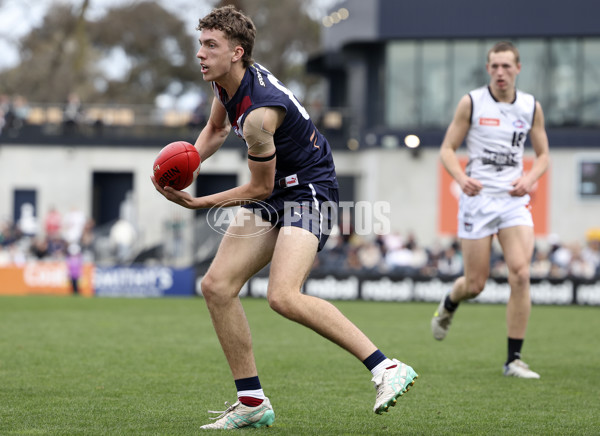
[444,294,459,312]
[506,338,523,365]
[362,350,386,372]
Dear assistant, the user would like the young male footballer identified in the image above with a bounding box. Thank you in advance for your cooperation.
[151,5,417,429]
[433,41,550,379]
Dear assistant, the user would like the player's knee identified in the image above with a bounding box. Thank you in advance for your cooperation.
[267,292,296,319]
[465,280,486,298]
[509,264,530,286]
[266,293,288,315]
[200,274,227,306]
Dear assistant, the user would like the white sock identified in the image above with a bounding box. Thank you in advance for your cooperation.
[371,358,396,377]
[237,388,265,400]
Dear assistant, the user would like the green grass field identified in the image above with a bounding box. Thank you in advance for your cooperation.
[0,296,598,435]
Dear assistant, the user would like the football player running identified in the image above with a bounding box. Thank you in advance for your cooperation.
[433,41,550,379]
[152,5,418,429]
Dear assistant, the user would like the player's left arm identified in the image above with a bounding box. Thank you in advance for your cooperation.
[194,97,231,161]
[510,101,550,196]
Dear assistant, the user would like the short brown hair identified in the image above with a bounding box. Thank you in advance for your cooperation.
[487,41,520,64]
[197,5,256,68]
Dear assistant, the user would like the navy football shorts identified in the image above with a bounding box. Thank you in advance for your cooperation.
[243,182,339,251]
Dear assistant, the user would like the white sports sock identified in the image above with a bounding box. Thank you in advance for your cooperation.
[371,358,395,377]
[237,388,265,400]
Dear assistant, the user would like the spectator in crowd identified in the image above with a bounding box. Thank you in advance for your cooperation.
[0,94,29,137]
[549,234,572,270]
[0,106,5,136]
[582,228,600,276]
[44,206,62,239]
[436,245,463,278]
[548,260,569,279]
[404,232,429,273]
[490,255,508,279]
[188,96,209,130]
[47,233,68,258]
[345,245,364,272]
[79,217,96,257]
[109,218,137,264]
[382,234,427,276]
[63,206,87,245]
[530,248,552,279]
[0,94,9,121]
[382,231,403,254]
[66,243,84,295]
[5,242,27,266]
[309,98,325,131]
[568,242,596,280]
[17,203,38,238]
[0,94,17,136]
[63,92,84,135]
[165,214,185,260]
[31,237,50,259]
[419,242,443,277]
[0,219,18,247]
[11,95,30,134]
[384,241,416,275]
[356,240,385,273]
[0,244,10,265]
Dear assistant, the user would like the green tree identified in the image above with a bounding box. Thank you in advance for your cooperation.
[0,2,92,102]
[87,1,200,104]
[0,1,200,104]
[0,0,325,105]
[216,0,322,99]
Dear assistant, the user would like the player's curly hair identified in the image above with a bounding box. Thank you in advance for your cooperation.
[197,5,256,68]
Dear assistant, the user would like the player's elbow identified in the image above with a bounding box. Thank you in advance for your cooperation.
[249,181,274,200]
[257,183,274,200]
[537,150,550,170]
[207,119,230,139]
[439,145,452,161]
[217,125,231,142]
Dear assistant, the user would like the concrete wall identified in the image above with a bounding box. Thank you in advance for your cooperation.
[0,143,245,254]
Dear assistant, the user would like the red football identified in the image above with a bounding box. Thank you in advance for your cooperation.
[153,141,201,190]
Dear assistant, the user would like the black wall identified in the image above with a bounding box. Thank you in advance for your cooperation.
[378,0,600,39]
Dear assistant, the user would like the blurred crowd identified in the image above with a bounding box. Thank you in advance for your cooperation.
[0,206,95,266]
[1,204,599,281]
[313,227,600,281]
[0,92,209,139]
[0,92,103,138]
